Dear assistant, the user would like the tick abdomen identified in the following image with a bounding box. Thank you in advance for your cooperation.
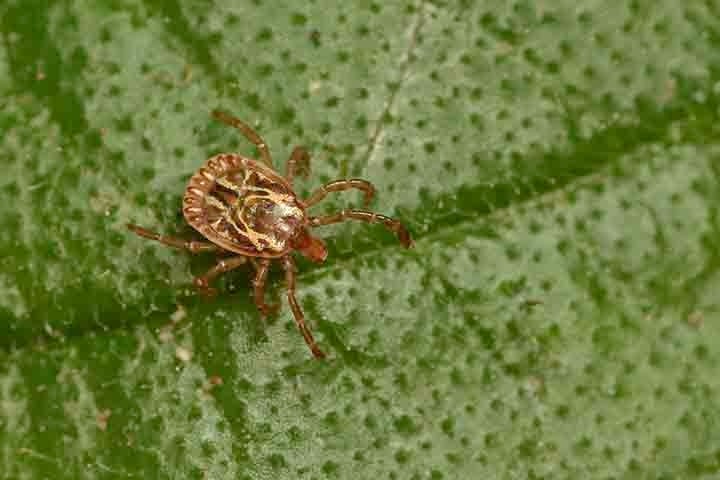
[183,153,303,257]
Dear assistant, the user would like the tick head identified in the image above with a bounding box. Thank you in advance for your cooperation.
[292,228,328,263]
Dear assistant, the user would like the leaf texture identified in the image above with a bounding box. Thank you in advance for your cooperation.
[2,1,720,478]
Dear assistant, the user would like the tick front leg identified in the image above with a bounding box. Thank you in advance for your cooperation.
[252,259,279,316]
[285,146,311,184]
[211,110,273,168]
[193,256,248,297]
[304,179,375,208]
[309,209,413,248]
[127,224,219,253]
[282,256,326,359]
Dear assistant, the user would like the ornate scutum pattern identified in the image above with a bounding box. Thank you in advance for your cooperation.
[183,154,305,256]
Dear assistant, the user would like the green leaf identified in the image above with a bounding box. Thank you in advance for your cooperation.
[2,1,720,478]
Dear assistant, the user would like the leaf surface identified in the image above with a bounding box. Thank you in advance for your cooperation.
[2,1,720,478]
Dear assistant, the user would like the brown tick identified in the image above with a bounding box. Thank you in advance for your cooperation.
[128,110,413,359]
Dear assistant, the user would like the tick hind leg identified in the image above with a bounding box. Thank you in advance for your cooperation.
[309,209,413,248]
[282,256,326,359]
[251,259,279,317]
[193,256,249,297]
[211,110,273,168]
[127,224,219,253]
[304,179,375,208]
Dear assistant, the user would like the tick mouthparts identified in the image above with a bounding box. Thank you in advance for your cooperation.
[294,230,328,263]
[307,236,328,263]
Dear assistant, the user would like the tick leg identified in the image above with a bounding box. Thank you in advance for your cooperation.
[309,209,413,248]
[127,224,219,253]
[193,256,248,297]
[252,259,279,316]
[285,146,311,184]
[211,109,273,168]
[304,179,376,208]
[282,256,326,359]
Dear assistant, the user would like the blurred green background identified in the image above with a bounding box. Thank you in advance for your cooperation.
[2,0,720,478]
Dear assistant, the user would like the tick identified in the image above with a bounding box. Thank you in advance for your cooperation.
[127,110,413,359]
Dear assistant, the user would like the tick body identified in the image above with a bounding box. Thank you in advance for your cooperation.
[128,110,413,359]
